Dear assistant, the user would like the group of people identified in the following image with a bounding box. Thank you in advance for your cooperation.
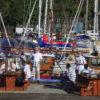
[0,47,43,82]
[65,52,87,84]
[0,46,88,84]
[24,47,42,81]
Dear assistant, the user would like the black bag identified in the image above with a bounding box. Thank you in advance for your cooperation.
[15,76,24,87]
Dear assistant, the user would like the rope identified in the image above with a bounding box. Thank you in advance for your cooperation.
[43,0,49,34]
[23,0,31,26]
[0,13,11,47]
[18,0,38,48]
[38,0,42,36]
[74,0,84,32]
[85,0,89,34]
[61,0,68,35]
[63,0,84,50]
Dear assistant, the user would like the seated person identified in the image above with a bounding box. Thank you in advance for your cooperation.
[23,61,33,82]
[15,70,25,87]
[62,63,76,93]
[81,64,92,75]
[0,62,6,87]
[0,62,6,74]
[65,54,76,84]
[66,63,76,84]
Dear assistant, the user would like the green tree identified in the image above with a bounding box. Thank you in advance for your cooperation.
[0,0,99,32]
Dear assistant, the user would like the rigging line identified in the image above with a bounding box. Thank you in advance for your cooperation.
[48,0,53,35]
[0,13,11,47]
[85,0,89,34]
[23,0,32,32]
[23,0,28,25]
[50,0,54,22]
[94,0,98,33]
[63,0,84,50]
[54,0,68,51]
[27,0,33,24]
[18,0,38,48]
[29,0,32,14]
[23,0,32,26]
[23,0,27,26]
[38,0,42,36]
[54,0,84,61]
[44,0,49,34]
[26,0,32,24]
[49,0,54,48]
[61,0,68,35]
[74,0,84,32]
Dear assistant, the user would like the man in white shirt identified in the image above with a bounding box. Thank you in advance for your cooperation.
[33,47,42,80]
[24,61,32,81]
[75,52,87,74]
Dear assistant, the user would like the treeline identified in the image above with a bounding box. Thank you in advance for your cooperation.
[0,0,99,31]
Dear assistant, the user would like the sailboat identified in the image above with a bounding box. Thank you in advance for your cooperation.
[36,0,77,49]
[86,0,99,55]
[87,0,99,40]
[70,0,100,54]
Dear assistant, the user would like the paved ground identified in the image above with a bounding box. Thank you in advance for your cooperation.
[0,83,100,100]
[26,83,67,94]
[0,93,100,100]
[0,83,68,94]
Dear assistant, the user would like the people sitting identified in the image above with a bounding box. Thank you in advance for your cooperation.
[0,61,6,74]
[23,61,33,82]
[65,54,76,83]
[0,61,6,87]
[81,64,92,76]
[15,70,25,87]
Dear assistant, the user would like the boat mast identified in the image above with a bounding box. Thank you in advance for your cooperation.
[63,0,84,50]
[85,0,89,34]
[90,0,99,55]
[44,0,48,34]
[94,0,98,34]
[49,0,53,46]
[18,0,38,47]
[48,0,53,35]
[38,0,42,36]
[0,13,11,47]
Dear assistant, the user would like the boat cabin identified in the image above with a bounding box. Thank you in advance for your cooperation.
[87,55,100,71]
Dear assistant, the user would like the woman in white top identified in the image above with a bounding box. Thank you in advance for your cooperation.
[33,47,42,80]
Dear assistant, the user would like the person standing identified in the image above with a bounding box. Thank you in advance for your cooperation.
[33,47,42,80]
[75,52,87,74]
